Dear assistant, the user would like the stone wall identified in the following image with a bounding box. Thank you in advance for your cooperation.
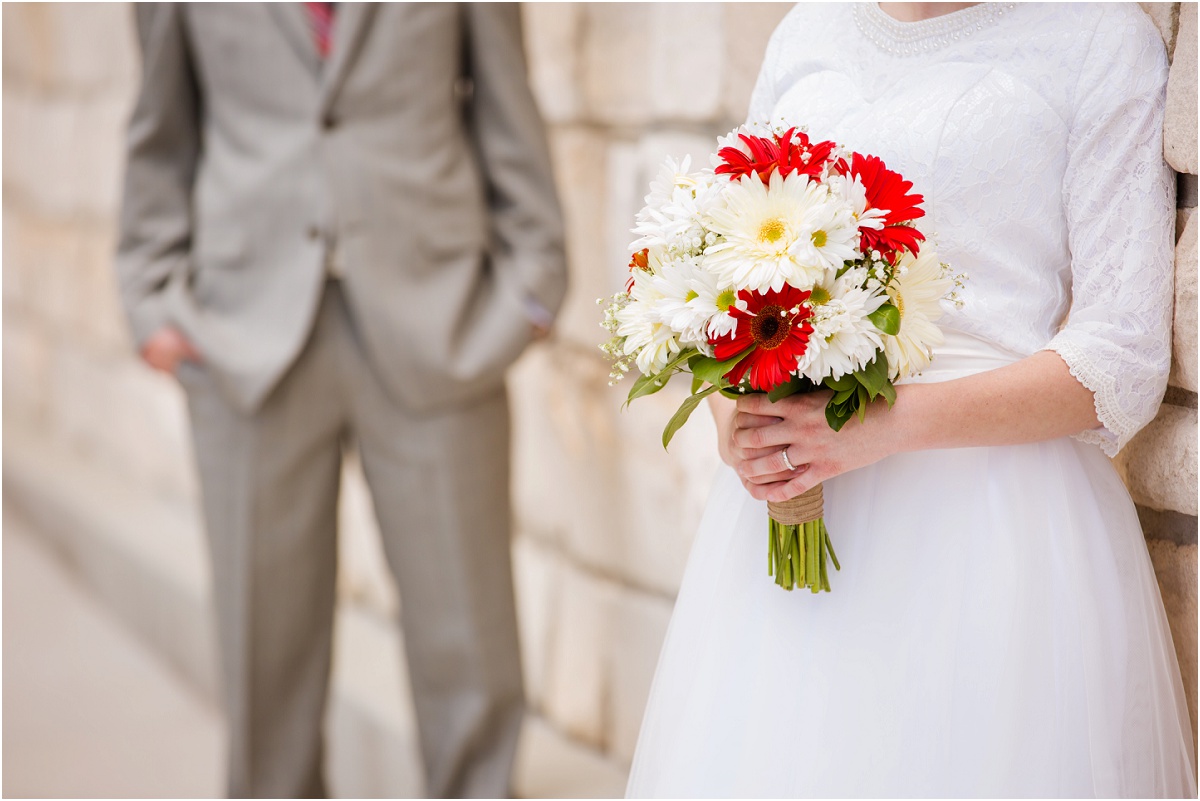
[2,2,1195,793]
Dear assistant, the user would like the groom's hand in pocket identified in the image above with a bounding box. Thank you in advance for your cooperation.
[140,326,203,376]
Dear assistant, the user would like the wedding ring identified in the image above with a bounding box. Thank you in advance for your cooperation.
[781,447,797,472]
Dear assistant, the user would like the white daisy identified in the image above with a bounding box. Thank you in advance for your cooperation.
[632,157,721,258]
[885,247,952,379]
[797,267,888,382]
[679,261,744,340]
[647,257,714,348]
[702,171,848,294]
[616,276,681,376]
[827,172,887,233]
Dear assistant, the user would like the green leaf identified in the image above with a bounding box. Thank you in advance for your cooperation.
[825,373,857,393]
[825,400,852,432]
[690,372,703,395]
[689,350,751,389]
[661,347,699,375]
[625,371,670,406]
[767,375,805,402]
[856,384,869,421]
[832,388,854,404]
[868,303,901,336]
[878,380,897,406]
[624,348,699,407]
[662,385,719,449]
[854,352,889,398]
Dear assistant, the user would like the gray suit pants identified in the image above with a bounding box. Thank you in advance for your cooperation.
[179,282,524,798]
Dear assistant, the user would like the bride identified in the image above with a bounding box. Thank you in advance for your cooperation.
[625,3,1196,797]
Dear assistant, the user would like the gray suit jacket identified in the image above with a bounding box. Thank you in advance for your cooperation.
[117,3,567,413]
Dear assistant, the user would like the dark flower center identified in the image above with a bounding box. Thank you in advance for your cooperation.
[750,305,791,350]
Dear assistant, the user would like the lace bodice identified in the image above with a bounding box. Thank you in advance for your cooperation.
[749,2,1174,455]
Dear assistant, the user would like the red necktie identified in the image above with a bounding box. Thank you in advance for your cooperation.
[304,2,335,60]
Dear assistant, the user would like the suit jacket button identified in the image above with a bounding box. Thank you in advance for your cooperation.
[307,225,321,241]
[321,113,337,131]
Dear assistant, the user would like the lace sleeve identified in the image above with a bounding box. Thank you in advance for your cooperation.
[1043,7,1175,457]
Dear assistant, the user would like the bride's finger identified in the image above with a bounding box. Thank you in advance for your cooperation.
[734,411,781,430]
[763,464,829,503]
[732,421,793,450]
[737,449,808,481]
[742,477,793,502]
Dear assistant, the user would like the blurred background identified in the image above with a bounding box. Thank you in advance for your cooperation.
[2,2,1196,797]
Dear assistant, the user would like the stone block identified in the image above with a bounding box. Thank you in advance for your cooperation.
[336,451,399,619]
[47,344,197,504]
[2,3,57,92]
[51,3,139,97]
[512,535,564,709]
[522,4,584,124]
[541,563,617,747]
[1116,404,1198,516]
[3,309,52,428]
[1140,3,1180,60]
[508,344,620,549]
[514,714,629,799]
[75,224,134,356]
[9,96,81,220]
[511,335,717,597]
[17,214,86,333]
[71,93,134,219]
[1146,539,1198,752]
[720,3,792,123]
[607,381,720,596]
[582,4,727,124]
[581,5,656,125]
[1171,208,1197,391]
[647,5,724,123]
[607,589,674,764]
[1165,2,1197,174]
[549,127,618,351]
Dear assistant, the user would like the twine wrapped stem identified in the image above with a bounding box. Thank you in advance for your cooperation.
[767,483,823,525]
[766,483,839,593]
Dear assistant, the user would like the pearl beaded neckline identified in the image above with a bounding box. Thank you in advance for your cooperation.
[853,3,1017,57]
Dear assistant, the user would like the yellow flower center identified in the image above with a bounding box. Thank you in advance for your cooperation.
[894,290,906,320]
[811,229,827,248]
[758,217,786,243]
[808,286,830,306]
[685,290,699,303]
[716,288,738,312]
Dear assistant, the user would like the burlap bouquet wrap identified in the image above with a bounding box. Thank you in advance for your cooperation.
[766,484,838,592]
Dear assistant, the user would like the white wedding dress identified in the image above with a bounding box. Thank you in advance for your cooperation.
[626,4,1197,797]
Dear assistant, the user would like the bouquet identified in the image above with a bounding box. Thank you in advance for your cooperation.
[600,122,963,593]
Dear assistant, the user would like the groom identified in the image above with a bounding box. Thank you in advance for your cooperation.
[116,3,566,797]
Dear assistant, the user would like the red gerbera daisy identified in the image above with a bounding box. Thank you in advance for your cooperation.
[709,285,814,392]
[850,152,926,260]
[715,128,837,184]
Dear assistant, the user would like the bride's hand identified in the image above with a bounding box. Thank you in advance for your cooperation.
[709,394,779,472]
[730,391,901,503]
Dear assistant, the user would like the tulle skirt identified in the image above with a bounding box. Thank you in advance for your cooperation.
[626,330,1196,798]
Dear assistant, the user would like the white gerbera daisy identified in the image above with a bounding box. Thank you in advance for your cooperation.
[885,247,952,379]
[827,172,887,232]
[616,276,681,375]
[797,267,888,382]
[647,257,714,347]
[703,171,849,294]
[681,262,745,340]
[632,157,721,258]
